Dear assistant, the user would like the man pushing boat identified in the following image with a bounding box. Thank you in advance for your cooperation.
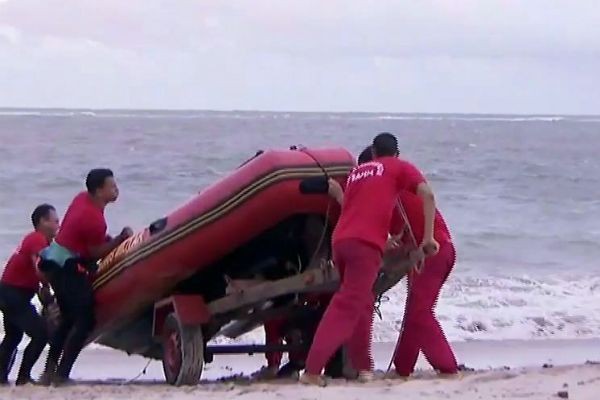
[301,133,440,386]
[38,168,133,385]
[0,204,59,385]
[354,145,459,380]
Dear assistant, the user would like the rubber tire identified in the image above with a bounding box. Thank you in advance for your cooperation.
[162,312,204,386]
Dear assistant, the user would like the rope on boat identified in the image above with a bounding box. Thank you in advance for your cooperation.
[395,199,424,274]
[298,146,333,265]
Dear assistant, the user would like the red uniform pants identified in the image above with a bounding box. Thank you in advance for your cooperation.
[264,317,305,367]
[393,241,458,376]
[264,293,332,368]
[264,317,285,368]
[305,239,381,374]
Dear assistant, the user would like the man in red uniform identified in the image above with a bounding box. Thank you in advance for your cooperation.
[301,133,439,386]
[0,204,60,385]
[357,147,459,378]
[38,169,132,385]
[389,191,458,377]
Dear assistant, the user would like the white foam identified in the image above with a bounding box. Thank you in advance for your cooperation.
[207,273,600,345]
[378,273,600,342]
[2,273,599,354]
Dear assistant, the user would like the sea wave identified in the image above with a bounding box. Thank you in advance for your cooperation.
[2,272,598,354]
[206,273,600,345]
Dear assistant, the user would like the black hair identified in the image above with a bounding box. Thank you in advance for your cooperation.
[372,132,399,158]
[86,168,114,194]
[358,146,373,165]
[31,204,55,228]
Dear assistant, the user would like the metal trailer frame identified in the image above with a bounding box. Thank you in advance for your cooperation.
[152,248,420,386]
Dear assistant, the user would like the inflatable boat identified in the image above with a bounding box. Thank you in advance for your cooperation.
[89,146,418,385]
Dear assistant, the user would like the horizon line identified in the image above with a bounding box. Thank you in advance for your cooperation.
[0,106,598,118]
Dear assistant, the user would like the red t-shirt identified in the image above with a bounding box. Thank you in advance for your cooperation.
[55,192,107,260]
[1,231,49,292]
[332,156,426,252]
[390,192,452,246]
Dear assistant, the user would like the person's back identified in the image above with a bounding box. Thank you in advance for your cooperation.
[55,192,106,260]
[352,144,449,248]
[334,156,427,253]
[1,231,49,294]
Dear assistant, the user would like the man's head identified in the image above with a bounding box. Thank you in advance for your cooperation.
[31,204,60,238]
[358,146,373,165]
[86,168,119,204]
[372,132,399,158]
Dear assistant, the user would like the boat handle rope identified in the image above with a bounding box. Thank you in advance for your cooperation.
[297,146,333,266]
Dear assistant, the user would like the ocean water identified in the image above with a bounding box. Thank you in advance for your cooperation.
[0,109,599,344]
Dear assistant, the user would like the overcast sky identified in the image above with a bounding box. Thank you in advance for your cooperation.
[0,0,598,114]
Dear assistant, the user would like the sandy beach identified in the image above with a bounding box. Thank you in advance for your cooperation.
[0,339,598,400]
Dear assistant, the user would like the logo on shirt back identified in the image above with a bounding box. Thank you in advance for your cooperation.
[347,161,385,184]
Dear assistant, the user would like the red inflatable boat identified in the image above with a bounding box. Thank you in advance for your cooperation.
[89,146,355,383]
[89,146,417,386]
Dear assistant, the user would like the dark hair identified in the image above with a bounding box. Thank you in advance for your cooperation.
[372,132,399,158]
[358,146,373,165]
[86,168,114,194]
[31,204,55,228]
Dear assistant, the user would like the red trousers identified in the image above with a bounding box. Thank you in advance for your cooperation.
[264,317,285,368]
[264,317,305,367]
[264,294,332,368]
[305,239,381,374]
[393,241,458,376]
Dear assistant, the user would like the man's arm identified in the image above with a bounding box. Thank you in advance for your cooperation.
[386,205,407,250]
[327,178,344,205]
[37,280,53,306]
[87,237,124,260]
[27,235,48,279]
[31,254,50,291]
[27,237,53,304]
[416,182,436,243]
[87,227,133,261]
[395,160,439,256]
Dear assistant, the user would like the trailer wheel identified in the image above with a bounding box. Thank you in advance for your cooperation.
[162,312,204,386]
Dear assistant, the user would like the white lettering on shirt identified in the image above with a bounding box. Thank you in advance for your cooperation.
[347,162,385,184]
